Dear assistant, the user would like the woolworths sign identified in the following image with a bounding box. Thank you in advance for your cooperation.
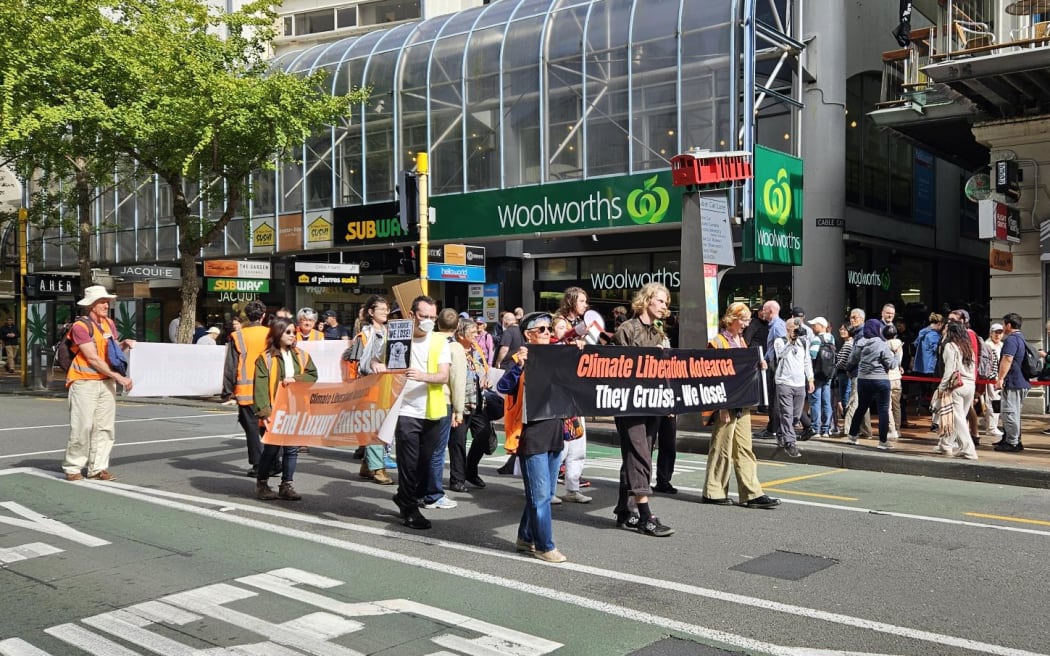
[429,172,680,240]
[744,145,803,266]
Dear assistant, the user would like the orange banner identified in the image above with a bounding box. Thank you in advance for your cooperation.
[262,373,407,447]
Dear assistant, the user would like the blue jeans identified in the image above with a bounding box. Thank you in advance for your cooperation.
[808,380,833,434]
[257,445,298,483]
[518,450,563,553]
[422,406,452,504]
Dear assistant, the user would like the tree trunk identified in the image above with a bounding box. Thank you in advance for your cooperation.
[75,160,93,284]
[170,174,199,344]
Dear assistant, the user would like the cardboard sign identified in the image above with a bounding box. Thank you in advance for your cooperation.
[385,320,414,370]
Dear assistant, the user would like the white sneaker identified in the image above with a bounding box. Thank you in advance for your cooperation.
[847,435,859,445]
[561,490,592,504]
[423,496,458,510]
[987,428,1004,437]
[550,495,563,505]
[877,443,894,451]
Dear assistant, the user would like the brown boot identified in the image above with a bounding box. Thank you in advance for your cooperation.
[372,468,394,485]
[278,482,302,501]
[359,460,374,480]
[256,482,277,500]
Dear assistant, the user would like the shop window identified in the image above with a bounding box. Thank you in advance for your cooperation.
[536,257,578,281]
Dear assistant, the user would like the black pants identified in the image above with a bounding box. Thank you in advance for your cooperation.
[655,415,677,487]
[393,416,444,512]
[613,415,659,518]
[449,411,493,485]
[237,404,262,465]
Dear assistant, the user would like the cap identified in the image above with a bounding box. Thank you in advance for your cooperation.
[323,310,337,318]
[807,316,828,328]
[790,306,805,317]
[475,316,487,324]
[520,311,553,331]
[991,322,1004,332]
[458,311,471,319]
[206,326,221,336]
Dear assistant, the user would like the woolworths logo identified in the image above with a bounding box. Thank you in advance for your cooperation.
[626,175,670,225]
[847,268,892,291]
[762,168,793,226]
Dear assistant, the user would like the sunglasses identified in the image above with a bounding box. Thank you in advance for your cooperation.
[529,325,552,333]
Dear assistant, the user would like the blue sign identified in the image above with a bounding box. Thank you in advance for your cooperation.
[483,283,500,296]
[427,263,486,283]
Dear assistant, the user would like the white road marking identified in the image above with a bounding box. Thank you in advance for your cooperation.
[0,413,234,432]
[0,542,63,565]
[0,501,110,546]
[3,468,1040,656]
[0,434,243,461]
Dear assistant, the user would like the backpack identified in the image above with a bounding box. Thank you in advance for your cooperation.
[1020,340,1040,380]
[54,319,90,372]
[340,331,368,382]
[813,339,837,381]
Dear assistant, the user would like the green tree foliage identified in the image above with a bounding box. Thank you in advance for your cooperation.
[1,0,367,342]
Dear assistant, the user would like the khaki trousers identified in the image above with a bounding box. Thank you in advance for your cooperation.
[63,379,117,476]
[703,410,764,503]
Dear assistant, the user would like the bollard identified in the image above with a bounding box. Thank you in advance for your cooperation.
[30,344,48,391]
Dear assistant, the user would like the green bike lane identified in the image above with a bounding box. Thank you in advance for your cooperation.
[0,468,781,656]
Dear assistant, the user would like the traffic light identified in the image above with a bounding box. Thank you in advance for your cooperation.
[397,170,419,234]
[401,246,417,274]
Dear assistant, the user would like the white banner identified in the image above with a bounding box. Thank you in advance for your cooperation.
[297,340,348,383]
[126,344,226,397]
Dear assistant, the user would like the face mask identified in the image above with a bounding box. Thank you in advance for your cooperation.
[418,319,435,333]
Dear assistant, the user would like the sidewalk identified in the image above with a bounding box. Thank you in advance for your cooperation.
[4,370,1048,488]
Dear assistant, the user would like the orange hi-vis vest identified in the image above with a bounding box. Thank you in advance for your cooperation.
[232,325,269,405]
[261,349,310,408]
[66,317,118,388]
[297,328,324,341]
[502,371,524,454]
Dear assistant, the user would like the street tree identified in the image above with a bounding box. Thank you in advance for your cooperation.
[2,0,366,342]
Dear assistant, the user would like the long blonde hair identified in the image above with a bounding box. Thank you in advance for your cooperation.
[630,282,671,316]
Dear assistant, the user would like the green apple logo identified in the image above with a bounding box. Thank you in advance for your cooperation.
[881,268,892,292]
[762,167,793,226]
[627,175,670,225]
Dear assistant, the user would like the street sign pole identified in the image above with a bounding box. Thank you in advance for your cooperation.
[17,207,28,387]
[417,153,429,296]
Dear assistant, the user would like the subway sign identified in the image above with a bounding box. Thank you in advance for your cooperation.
[207,278,270,293]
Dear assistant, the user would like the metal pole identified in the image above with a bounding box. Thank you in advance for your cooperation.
[678,191,708,350]
[17,207,28,387]
[417,152,429,295]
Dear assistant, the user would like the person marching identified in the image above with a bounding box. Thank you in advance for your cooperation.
[934,321,978,460]
[449,317,496,492]
[295,308,325,341]
[222,300,273,477]
[498,311,570,562]
[611,282,674,537]
[703,302,780,508]
[351,295,396,485]
[252,318,318,500]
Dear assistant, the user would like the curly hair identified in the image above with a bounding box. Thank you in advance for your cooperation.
[629,282,671,317]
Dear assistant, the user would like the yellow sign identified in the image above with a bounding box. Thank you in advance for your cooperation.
[253,222,275,248]
[307,215,332,245]
[990,246,1013,272]
[444,244,466,265]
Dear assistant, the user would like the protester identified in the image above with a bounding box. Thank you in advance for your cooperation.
[756,300,785,440]
[391,295,451,529]
[881,303,896,326]
[252,318,318,500]
[979,323,1004,439]
[196,326,221,345]
[704,302,780,508]
[613,305,628,328]
[322,310,350,341]
[995,312,1029,452]
[222,300,274,477]
[807,316,835,438]
[847,319,898,450]
[495,311,523,369]
[934,322,977,460]
[498,311,569,562]
[832,323,854,436]
[474,316,495,365]
[653,305,678,493]
[420,308,465,511]
[842,309,872,438]
[192,321,208,343]
[3,316,19,373]
[772,317,812,457]
[62,286,135,482]
[449,317,496,492]
[611,282,674,537]
[295,308,325,341]
[550,315,590,504]
[350,295,395,485]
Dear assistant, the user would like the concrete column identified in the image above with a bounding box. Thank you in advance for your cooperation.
[794,0,847,322]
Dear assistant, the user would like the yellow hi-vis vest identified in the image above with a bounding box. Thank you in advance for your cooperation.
[424,334,450,420]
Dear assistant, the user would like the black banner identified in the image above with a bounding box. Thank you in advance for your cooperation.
[524,345,763,420]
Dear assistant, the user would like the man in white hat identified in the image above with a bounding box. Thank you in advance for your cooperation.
[196,326,222,345]
[62,285,135,481]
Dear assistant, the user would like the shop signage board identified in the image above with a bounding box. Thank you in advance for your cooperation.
[24,274,79,299]
[305,211,333,250]
[483,283,500,321]
[294,262,361,275]
[846,268,892,291]
[428,171,681,240]
[279,212,303,251]
[427,244,486,283]
[203,259,271,279]
[427,263,486,283]
[978,200,1021,244]
[989,246,1013,272]
[207,278,270,293]
[251,216,275,252]
[333,202,413,246]
[744,145,803,266]
[700,193,735,267]
[109,265,180,281]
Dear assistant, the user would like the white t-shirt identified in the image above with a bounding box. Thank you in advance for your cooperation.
[400,332,452,419]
